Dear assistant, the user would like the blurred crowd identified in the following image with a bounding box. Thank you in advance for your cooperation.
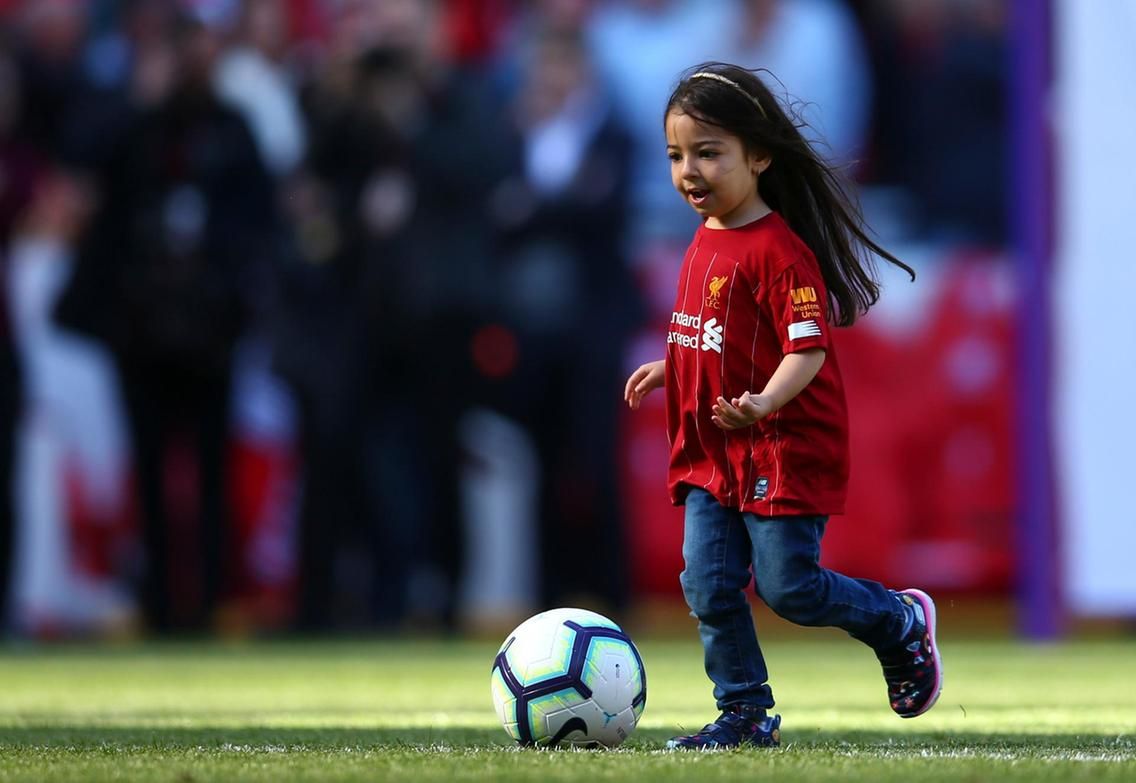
[0,0,1007,637]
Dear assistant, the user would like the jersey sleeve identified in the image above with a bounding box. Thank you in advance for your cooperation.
[767,260,831,355]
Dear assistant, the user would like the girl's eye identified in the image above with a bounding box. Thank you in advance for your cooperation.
[700,151,718,159]
[668,153,681,162]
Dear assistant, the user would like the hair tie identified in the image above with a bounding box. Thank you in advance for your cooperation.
[689,71,768,120]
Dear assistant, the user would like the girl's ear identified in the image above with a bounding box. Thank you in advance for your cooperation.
[752,155,772,176]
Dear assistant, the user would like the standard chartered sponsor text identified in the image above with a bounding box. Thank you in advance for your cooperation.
[668,330,700,348]
[671,311,701,329]
[669,311,701,349]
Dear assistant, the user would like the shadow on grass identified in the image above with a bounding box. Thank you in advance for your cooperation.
[1,726,1132,755]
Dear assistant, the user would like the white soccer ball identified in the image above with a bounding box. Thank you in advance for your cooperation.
[490,607,647,748]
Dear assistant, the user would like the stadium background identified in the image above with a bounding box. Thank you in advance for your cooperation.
[0,0,1131,642]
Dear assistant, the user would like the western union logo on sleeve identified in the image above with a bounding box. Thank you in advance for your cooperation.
[788,320,822,340]
[790,287,817,305]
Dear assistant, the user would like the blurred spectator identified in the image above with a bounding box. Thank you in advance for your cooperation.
[587,0,736,245]
[491,25,638,610]
[271,46,396,630]
[8,167,136,634]
[488,0,594,96]
[15,0,132,170]
[863,0,1008,243]
[55,12,275,632]
[3,26,135,633]
[215,0,306,177]
[0,43,37,631]
[725,0,872,165]
[281,0,511,630]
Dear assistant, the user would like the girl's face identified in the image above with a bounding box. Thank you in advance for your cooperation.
[665,110,770,229]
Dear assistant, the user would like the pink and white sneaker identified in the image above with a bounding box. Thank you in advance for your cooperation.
[877,588,943,718]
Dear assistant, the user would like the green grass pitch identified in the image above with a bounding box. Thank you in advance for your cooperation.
[1,632,1133,781]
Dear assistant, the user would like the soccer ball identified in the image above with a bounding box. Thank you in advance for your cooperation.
[490,607,646,748]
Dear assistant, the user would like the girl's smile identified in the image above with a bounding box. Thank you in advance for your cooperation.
[687,186,710,206]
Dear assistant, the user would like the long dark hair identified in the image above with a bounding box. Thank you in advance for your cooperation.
[665,63,914,326]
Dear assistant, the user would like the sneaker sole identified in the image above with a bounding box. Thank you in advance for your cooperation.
[899,588,943,717]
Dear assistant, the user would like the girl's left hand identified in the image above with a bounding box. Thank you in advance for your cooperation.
[711,392,775,430]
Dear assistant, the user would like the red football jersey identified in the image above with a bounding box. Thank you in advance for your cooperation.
[664,212,850,516]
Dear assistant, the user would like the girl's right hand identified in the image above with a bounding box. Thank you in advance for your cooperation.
[624,360,665,410]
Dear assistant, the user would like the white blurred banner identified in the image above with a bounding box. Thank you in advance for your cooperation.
[1055,1,1136,614]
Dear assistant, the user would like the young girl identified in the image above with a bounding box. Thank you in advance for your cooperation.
[624,63,941,749]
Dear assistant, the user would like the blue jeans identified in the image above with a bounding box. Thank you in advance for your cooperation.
[679,488,908,710]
